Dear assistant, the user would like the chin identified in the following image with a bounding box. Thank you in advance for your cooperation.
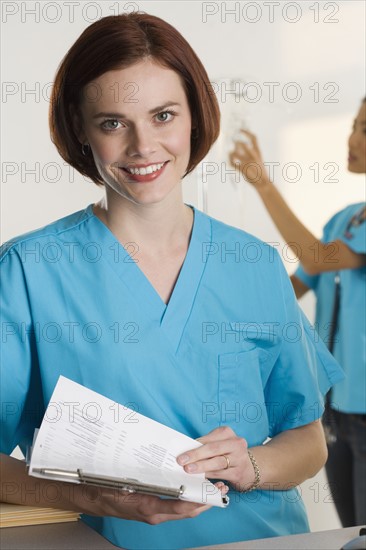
[130,192,170,206]
[348,164,366,174]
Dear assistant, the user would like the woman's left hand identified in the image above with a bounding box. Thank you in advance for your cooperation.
[177,426,256,492]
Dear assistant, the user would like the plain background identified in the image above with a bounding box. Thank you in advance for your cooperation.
[1,0,365,532]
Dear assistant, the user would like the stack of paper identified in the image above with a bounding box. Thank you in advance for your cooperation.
[0,502,79,528]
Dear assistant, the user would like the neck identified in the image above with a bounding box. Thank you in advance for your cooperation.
[93,189,194,252]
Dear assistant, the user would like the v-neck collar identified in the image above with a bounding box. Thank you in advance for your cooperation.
[82,204,212,352]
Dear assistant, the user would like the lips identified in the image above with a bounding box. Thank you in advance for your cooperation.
[119,161,168,182]
[125,162,165,175]
[348,153,357,162]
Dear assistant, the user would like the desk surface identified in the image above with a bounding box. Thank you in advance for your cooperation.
[0,521,363,550]
[0,521,119,549]
[191,525,363,549]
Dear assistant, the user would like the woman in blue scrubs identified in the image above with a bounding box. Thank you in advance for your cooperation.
[1,12,344,550]
[230,99,366,527]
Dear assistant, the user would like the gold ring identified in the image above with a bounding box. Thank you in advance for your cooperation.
[223,454,230,470]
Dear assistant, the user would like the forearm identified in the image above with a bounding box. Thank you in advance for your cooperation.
[254,181,365,273]
[257,181,322,272]
[0,453,212,523]
[250,420,327,490]
[0,453,92,513]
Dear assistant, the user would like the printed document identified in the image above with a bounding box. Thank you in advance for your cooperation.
[28,376,228,508]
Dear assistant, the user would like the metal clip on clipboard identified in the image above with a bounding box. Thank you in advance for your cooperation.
[31,467,185,499]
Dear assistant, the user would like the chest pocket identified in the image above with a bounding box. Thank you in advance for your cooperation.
[217,325,280,444]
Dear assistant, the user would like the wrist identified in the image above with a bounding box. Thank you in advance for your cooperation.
[256,178,273,194]
[242,449,261,493]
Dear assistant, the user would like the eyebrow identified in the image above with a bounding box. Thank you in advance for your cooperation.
[92,102,181,119]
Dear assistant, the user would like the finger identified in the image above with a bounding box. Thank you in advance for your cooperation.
[138,494,210,518]
[180,445,238,474]
[179,429,244,467]
[184,454,234,474]
[215,481,230,494]
[232,138,251,151]
[231,142,253,159]
[237,141,252,153]
[178,428,246,470]
[148,486,227,524]
[229,152,238,166]
[177,432,231,467]
[240,129,260,153]
[149,503,211,524]
[229,152,249,170]
[168,500,211,516]
[178,441,233,468]
[158,500,212,521]
[196,426,236,445]
[229,149,242,162]
[240,129,256,141]
[229,156,243,171]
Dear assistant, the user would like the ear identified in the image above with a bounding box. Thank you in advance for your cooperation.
[191,116,199,136]
[69,105,86,144]
[191,123,199,139]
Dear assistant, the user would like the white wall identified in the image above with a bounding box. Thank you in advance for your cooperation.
[2,0,366,533]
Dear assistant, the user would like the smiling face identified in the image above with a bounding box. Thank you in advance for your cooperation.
[348,101,366,174]
[78,59,192,206]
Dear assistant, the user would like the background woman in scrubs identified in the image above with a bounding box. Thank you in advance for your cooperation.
[1,12,344,549]
[230,98,366,527]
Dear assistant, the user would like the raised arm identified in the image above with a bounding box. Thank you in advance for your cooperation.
[229,131,366,275]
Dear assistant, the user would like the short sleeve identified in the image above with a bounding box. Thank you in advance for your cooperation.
[295,204,366,288]
[265,253,345,437]
[337,217,366,254]
[293,264,319,290]
[0,244,44,455]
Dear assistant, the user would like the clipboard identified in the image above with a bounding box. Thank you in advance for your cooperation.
[27,377,230,508]
[30,467,186,499]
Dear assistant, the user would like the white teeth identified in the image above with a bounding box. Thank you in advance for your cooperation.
[126,162,165,175]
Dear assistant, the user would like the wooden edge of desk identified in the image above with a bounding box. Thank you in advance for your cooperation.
[0,519,120,549]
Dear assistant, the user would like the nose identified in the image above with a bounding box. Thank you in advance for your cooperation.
[125,124,157,158]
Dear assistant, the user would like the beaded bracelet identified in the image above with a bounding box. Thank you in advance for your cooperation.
[244,450,261,493]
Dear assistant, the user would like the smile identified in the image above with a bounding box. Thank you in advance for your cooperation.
[124,162,166,175]
[119,161,168,182]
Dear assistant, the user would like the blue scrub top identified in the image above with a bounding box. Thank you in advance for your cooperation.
[295,202,366,414]
[1,205,344,549]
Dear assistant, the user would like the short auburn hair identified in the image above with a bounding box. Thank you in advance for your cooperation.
[49,12,220,185]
